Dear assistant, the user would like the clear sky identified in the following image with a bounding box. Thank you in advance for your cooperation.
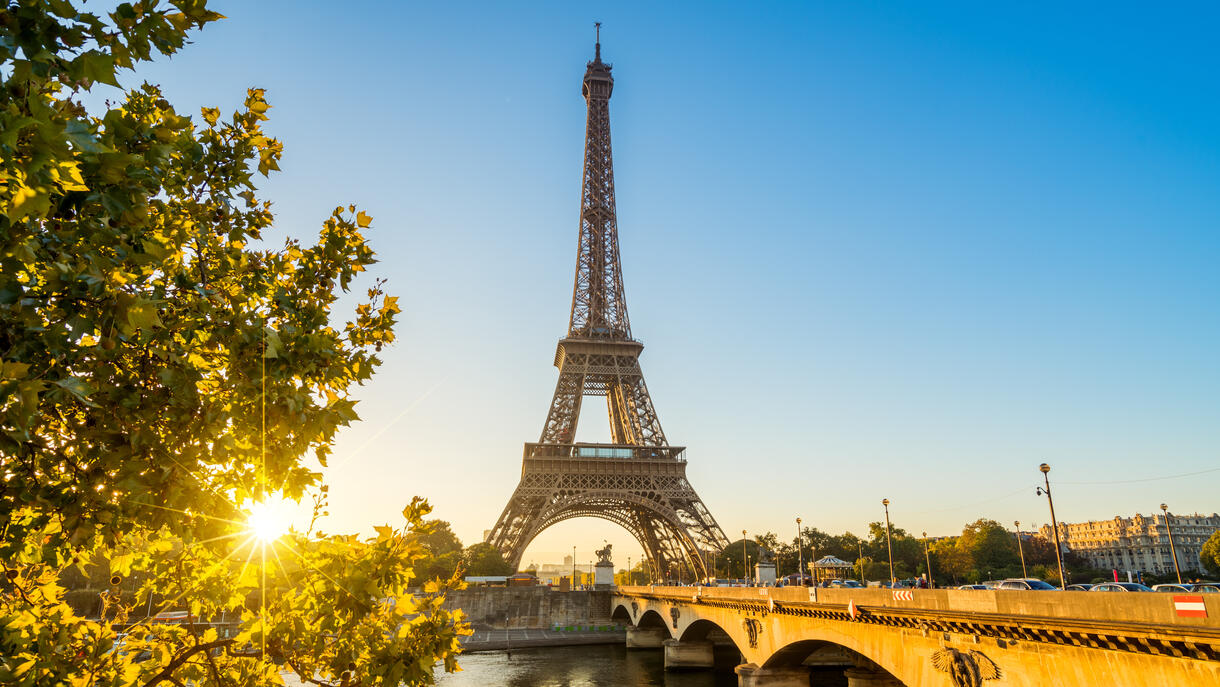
[124,1,1219,569]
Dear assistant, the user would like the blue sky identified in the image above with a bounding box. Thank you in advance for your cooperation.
[126,1,1219,567]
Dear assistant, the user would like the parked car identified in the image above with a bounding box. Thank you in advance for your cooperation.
[997,578,1058,591]
[1190,583,1220,593]
[1152,584,1194,593]
[828,579,864,588]
[1090,582,1153,592]
[957,584,988,590]
[1065,584,1094,591]
[980,580,1003,589]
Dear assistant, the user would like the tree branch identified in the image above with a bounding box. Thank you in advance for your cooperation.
[141,639,233,687]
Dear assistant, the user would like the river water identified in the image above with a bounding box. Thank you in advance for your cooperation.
[435,645,739,687]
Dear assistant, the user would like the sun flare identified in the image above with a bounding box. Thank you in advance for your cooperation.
[245,494,296,544]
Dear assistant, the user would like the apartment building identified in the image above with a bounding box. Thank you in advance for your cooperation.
[1039,512,1219,576]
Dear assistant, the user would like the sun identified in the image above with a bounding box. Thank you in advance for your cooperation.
[244,493,297,544]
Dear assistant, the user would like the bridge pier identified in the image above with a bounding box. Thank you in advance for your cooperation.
[662,638,714,670]
[734,663,810,687]
[624,626,666,649]
[843,667,902,687]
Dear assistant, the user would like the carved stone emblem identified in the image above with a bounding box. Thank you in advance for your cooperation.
[630,601,638,619]
[669,607,680,629]
[931,648,1001,687]
[742,618,763,649]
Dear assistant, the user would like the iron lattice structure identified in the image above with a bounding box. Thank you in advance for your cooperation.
[486,38,729,582]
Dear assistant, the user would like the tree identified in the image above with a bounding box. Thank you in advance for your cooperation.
[413,521,464,582]
[463,543,513,577]
[958,519,1021,578]
[1201,531,1220,578]
[0,3,465,685]
[716,539,762,579]
[929,537,973,585]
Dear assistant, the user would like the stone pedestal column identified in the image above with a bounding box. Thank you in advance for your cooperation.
[844,667,902,687]
[754,561,777,585]
[595,561,615,589]
[662,639,714,670]
[625,626,666,649]
[734,663,810,687]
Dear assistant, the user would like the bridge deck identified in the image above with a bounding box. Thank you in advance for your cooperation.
[617,584,1220,663]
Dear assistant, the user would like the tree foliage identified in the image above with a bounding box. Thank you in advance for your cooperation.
[1201,531,1220,578]
[460,543,513,577]
[0,2,466,685]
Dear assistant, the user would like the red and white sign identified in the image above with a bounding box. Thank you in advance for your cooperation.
[892,590,913,601]
[1174,595,1207,618]
[848,599,859,620]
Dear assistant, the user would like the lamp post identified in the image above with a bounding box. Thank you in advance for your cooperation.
[742,529,749,582]
[857,541,865,584]
[922,531,934,588]
[882,499,895,586]
[1161,504,1183,584]
[811,537,819,586]
[1036,464,1067,590]
[795,517,804,586]
[1014,521,1028,579]
[572,546,577,589]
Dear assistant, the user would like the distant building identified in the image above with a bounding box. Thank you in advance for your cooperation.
[1040,512,1220,576]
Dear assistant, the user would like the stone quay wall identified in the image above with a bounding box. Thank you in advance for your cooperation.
[443,587,612,630]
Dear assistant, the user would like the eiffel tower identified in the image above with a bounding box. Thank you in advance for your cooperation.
[486,32,730,582]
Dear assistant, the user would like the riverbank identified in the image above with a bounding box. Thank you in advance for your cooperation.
[460,627,625,652]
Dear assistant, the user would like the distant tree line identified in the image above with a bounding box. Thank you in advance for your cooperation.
[716,518,1117,586]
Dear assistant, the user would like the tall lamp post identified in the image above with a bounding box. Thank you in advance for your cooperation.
[857,542,865,584]
[572,545,577,589]
[795,517,804,586]
[1161,503,1183,584]
[742,529,749,582]
[922,531,934,588]
[882,499,895,586]
[1036,463,1067,590]
[1014,521,1028,579]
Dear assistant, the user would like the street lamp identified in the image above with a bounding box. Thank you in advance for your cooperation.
[857,541,865,584]
[796,517,804,586]
[1014,521,1028,579]
[922,531,934,588]
[1036,463,1067,590]
[882,499,895,586]
[742,529,749,582]
[1161,504,1183,584]
[572,546,577,589]
[811,536,819,586]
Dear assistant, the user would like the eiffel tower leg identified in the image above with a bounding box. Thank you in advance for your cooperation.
[540,371,585,444]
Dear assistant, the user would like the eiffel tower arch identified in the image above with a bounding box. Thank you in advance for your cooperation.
[486,34,730,583]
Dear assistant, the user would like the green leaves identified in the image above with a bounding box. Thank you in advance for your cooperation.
[0,3,459,686]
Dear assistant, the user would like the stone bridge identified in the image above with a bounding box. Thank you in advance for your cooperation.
[611,585,1220,686]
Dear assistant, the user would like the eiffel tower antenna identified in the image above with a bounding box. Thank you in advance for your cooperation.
[594,21,602,61]
[486,38,729,583]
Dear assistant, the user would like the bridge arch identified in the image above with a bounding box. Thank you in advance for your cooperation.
[610,603,632,623]
[507,491,712,583]
[762,637,902,683]
[636,609,673,637]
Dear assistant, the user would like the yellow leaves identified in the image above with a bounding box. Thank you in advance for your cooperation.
[200,106,220,126]
[2,361,31,379]
[356,211,372,228]
[109,552,134,577]
[55,161,89,192]
[7,183,50,220]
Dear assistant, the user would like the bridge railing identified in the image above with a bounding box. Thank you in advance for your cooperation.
[616,585,1220,629]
